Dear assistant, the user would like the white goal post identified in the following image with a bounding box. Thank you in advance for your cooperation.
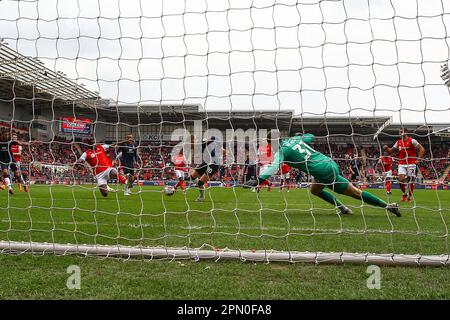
[1,241,449,267]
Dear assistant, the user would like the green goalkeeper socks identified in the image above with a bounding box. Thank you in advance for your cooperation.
[317,190,344,208]
[361,191,387,208]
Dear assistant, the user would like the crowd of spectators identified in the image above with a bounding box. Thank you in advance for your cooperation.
[1,128,448,185]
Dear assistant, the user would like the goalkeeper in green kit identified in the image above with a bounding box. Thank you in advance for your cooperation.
[245,133,401,217]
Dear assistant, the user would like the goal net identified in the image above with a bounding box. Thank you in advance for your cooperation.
[0,0,449,266]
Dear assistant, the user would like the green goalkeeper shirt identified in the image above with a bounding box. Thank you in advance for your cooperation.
[259,134,336,181]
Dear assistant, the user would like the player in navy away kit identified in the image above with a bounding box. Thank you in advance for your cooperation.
[189,136,222,202]
[0,131,25,195]
[116,134,139,196]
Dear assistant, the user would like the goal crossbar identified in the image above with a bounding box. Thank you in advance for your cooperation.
[1,241,448,267]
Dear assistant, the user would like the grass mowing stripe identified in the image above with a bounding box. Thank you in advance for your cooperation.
[0,185,448,299]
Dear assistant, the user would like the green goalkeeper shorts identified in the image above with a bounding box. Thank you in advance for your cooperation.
[313,160,349,193]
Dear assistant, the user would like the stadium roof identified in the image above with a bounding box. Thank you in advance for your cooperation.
[290,115,392,135]
[0,43,103,109]
[48,100,444,138]
[379,123,450,139]
[71,103,296,128]
[90,105,394,136]
[1,44,446,141]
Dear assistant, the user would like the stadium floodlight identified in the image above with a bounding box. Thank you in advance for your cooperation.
[0,0,449,268]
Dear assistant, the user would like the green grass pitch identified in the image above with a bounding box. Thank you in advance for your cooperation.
[0,184,449,299]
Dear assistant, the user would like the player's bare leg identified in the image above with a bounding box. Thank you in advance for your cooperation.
[385,179,392,195]
[398,174,408,202]
[124,171,136,192]
[128,172,136,188]
[189,168,200,180]
[110,169,129,195]
[310,182,352,215]
[339,183,401,217]
[195,174,209,202]
[2,168,13,195]
[279,179,284,192]
[256,179,271,193]
[22,170,29,192]
[407,175,415,203]
[174,177,185,190]
[280,179,290,192]
[99,184,109,197]
[14,170,26,193]
[123,174,131,195]
[189,168,205,201]
[175,171,186,191]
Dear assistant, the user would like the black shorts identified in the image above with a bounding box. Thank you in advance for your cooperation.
[0,160,18,172]
[122,167,135,176]
[350,173,359,181]
[245,172,256,182]
[195,162,219,176]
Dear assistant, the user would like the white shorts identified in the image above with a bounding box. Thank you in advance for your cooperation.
[398,164,416,177]
[281,173,290,180]
[175,170,187,179]
[95,167,116,186]
[383,170,392,179]
[259,164,271,176]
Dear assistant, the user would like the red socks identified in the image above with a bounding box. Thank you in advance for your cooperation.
[408,182,415,196]
[117,174,127,185]
[175,180,185,190]
[385,180,392,192]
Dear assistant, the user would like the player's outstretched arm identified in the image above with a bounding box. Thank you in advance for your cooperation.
[17,139,30,146]
[243,151,285,189]
[75,153,87,165]
[72,144,87,166]
[416,143,426,163]
[243,152,283,188]
[73,143,83,157]
[260,150,284,180]
[383,145,395,155]
[417,143,425,161]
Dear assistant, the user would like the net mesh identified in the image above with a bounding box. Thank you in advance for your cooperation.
[0,0,449,263]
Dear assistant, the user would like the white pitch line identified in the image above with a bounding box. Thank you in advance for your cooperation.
[0,219,446,236]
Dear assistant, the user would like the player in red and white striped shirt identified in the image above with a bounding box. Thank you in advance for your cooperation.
[384,128,425,203]
[75,143,129,197]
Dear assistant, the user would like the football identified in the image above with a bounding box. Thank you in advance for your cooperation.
[163,186,175,196]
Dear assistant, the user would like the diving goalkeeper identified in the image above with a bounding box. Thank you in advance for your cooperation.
[244,133,401,217]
